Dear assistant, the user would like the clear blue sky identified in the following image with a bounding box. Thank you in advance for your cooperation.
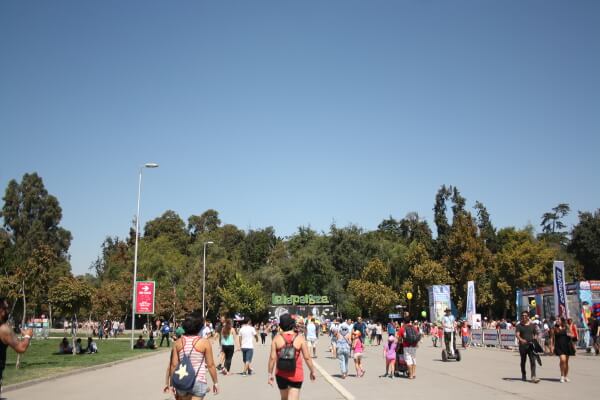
[1,1,599,276]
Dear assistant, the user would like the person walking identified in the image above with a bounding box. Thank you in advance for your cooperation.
[239,319,258,376]
[550,317,575,383]
[0,298,33,394]
[220,319,239,376]
[164,312,219,399]
[381,335,397,378]
[305,318,318,358]
[351,331,365,377]
[335,324,351,379]
[398,318,420,379]
[588,316,599,355]
[267,314,316,400]
[329,319,340,358]
[259,323,268,345]
[515,312,540,383]
[353,317,367,343]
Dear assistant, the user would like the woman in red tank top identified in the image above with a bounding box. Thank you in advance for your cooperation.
[268,314,317,399]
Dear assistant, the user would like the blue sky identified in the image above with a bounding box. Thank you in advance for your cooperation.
[1,0,599,275]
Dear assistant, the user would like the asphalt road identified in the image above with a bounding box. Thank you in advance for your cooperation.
[5,335,598,400]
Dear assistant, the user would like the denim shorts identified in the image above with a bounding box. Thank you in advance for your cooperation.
[176,381,209,398]
[242,348,254,363]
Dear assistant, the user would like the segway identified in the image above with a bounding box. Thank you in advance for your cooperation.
[441,331,461,362]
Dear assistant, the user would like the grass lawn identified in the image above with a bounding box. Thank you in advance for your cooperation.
[3,337,165,386]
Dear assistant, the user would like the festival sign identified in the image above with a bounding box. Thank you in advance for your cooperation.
[553,261,569,318]
[271,294,330,306]
[135,281,155,314]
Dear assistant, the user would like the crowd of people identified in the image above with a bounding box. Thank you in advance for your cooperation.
[1,294,598,400]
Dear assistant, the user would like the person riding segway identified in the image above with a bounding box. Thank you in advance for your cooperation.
[441,308,461,362]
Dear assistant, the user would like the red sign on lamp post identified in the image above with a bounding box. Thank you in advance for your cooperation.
[135,281,155,314]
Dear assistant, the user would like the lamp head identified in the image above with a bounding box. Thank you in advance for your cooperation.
[144,163,159,168]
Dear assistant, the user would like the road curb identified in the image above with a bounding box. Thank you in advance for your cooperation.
[3,349,168,393]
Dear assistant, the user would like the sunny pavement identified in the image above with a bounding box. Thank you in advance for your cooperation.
[4,335,599,400]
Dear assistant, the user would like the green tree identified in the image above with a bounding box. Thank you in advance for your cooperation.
[539,203,570,245]
[493,227,557,316]
[347,258,399,319]
[474,201,498,252]
[217,272,266,319]
[568,210,600,279]
[188,209,222,237]
[143,210,189,250]
[240,227,278,271]
[443,213,492,311]
[433,185,453,258]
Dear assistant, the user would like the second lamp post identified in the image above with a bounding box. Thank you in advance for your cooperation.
[202,241,214,318]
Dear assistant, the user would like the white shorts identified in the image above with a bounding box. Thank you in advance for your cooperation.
[353,352,362,360]
[307,338,317,347]
[403,347,417,365]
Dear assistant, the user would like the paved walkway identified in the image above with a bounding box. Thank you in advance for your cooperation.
[5,336,599,399]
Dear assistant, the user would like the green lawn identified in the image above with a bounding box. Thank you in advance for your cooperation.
[3,338,165,386]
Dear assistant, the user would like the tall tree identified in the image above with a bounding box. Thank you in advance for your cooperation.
[443,213,492,311]
[143,210,188,250]
[347,258,399,319]
[1,173,72,318]
[188,209,222,237]
[568,210,600,279]
[539,203,570,245]
[474,201,498,252]
[433,185,453,258]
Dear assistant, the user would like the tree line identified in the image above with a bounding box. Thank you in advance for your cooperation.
[1,173,599,325]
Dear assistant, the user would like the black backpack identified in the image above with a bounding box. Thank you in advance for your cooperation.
[277,334,298,372]
[403,325,421,345]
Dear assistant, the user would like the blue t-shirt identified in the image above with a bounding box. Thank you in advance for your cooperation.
[161,324,171,334]
[387,323,396,335]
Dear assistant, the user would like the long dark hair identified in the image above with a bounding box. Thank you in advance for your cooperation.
[222,319,233,338]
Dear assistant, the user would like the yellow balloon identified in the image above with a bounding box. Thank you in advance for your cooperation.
[530,300,536,306]
[406,292,413,300]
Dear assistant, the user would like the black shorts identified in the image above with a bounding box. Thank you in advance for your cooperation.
[276,375,303,390]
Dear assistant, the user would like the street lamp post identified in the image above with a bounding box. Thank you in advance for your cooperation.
[131,163,159,349]
[202,241,214,318]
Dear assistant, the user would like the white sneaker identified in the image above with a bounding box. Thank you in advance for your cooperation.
[560,377,565,383]
[565,377,570,382]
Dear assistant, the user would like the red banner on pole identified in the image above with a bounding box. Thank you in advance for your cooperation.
[135,281,155,314]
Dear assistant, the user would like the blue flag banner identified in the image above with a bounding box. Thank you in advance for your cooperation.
[466,280,476,323]
[553,261,569,318]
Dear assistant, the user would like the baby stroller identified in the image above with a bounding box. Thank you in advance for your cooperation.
[394,344,409,377]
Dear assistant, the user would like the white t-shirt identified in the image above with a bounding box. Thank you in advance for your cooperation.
[239,325,257,349]
[442,315,455,332]
[306,322,317,340]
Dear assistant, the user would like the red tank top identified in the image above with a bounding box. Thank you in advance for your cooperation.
[275,333,303,382]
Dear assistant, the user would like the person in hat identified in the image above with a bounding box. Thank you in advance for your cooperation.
[335,323,352,378]
[268,314,316,399]
[441,308,456,354]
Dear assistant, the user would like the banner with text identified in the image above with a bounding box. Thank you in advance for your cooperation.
[466,280,476,324]
[135,281,155,314]
[553,261,569,318]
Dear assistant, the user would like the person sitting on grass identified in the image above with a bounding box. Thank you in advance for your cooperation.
[146,332,157,349]
[75,338,86,355]
[134,335,146,349]
[59,337,72,354]
[86,337,98,353]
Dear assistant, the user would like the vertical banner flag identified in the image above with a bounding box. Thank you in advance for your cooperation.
[135,281,155,314]
[553,261,568,318]
[466,280,476,324]
[428,285,451,323]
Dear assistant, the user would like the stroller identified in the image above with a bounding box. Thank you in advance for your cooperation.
[394,344,409,377]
